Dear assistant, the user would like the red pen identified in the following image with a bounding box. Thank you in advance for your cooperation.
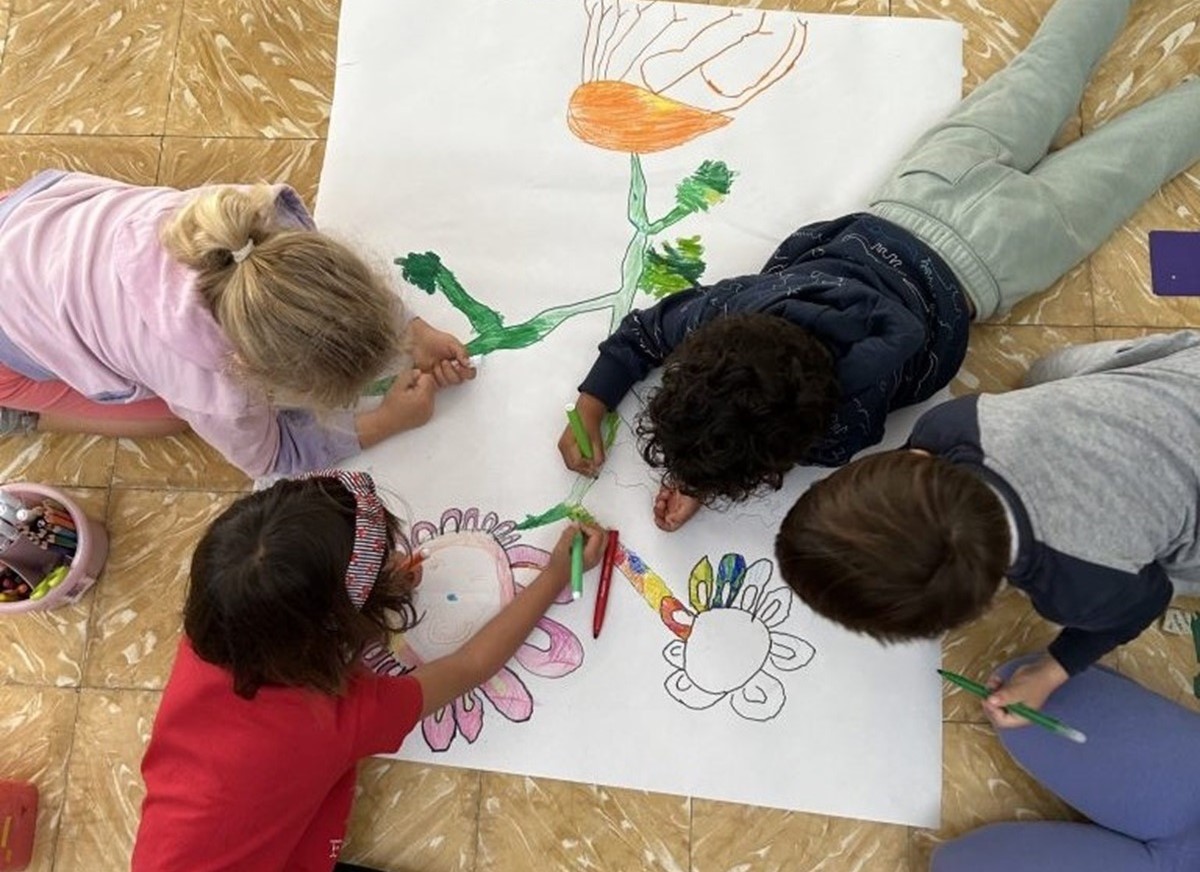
[593,529,619,639]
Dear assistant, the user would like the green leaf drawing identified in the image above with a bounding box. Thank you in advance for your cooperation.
[395,252,505,336]
[398,251,443,294]
[566,504,598,525]
[515,501,589,531]
[514,502,572,531]
[675,160,735,213]
[639,236,706,299]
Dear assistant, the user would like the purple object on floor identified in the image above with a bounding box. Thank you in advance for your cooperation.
[1149,230,1200,296]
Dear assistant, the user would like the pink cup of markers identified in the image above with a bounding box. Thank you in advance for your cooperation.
[0,483,108,615]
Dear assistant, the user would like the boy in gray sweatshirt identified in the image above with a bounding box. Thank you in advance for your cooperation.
[776,331,1200,718]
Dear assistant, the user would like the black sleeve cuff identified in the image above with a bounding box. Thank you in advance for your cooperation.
[578,353,639,411]
[1048,630,1113,676]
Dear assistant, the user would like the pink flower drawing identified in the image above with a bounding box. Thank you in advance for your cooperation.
[393,508,585,752]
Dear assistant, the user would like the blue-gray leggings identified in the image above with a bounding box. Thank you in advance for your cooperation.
[932,658,1200,872]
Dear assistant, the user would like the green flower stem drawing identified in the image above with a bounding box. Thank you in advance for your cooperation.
[365,158,732,396]
[515,411,621,531]
[396,156,732,356]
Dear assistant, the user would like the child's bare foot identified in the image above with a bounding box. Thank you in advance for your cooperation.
[653,486,701,532]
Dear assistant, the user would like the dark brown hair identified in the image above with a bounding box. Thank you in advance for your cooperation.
[185,477,419,699]
[637,313,839,504]
[774,450,1009,641]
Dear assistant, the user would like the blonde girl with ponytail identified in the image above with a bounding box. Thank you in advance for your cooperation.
[0,170,473,476]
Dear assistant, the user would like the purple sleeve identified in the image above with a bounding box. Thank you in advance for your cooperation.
[270,409,361,476]
[272,186,316,231]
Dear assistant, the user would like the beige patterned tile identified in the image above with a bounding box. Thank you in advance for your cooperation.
[940,586,1060,724]
[1082,0,1200,129]
[157,136,325,210]
[951,325,1095,396]
[82,489,239,689]
[0,686,79,872]
[476,774,690,872]
[344,760,481,872]
[0,433,115,488]
[0,3,10,68]
[0,487,108,686]
[167,0,337,138]
[113,432,249,491]
[0,134,161,188]
[0,0,182,134]
[1116,595,1200,715]
[692,800,912,872]
[55,689,159,872]
[1090,169,1200,328]
[911,722,1076,868]
[1079,4,1200,329]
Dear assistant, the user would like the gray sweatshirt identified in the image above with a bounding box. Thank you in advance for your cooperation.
[909,330,1200,673]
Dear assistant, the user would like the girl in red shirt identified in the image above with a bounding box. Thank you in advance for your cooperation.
[132,470,604,872]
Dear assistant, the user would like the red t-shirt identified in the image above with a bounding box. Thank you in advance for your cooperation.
[132,639,423,872]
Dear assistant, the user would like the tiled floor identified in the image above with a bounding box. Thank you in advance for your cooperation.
[1,1,1198,870]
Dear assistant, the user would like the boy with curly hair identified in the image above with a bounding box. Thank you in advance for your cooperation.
[776,331,1200,723]
[558,0,1200,531]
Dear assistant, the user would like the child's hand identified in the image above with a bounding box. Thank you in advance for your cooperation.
[410,318,475,387]
[378,369,437,432]
[982,653,1069,729]
[557,393,607,476]
[653,485,702,532]
[429,357,476,388]
[546,523,607,581]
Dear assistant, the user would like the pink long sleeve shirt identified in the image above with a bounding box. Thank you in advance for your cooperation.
[0,171,361,476]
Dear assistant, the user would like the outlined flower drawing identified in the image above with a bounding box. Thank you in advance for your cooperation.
[569,0,809,153]
[617,545,815,721]
[391,508,584,751]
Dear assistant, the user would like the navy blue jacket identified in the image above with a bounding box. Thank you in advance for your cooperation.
[579,213,970,466]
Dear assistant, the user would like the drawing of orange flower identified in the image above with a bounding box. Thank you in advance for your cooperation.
[569,0,808,153]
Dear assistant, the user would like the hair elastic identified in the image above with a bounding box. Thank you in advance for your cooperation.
[231,240,255,263]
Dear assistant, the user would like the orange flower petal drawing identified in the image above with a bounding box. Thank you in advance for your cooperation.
[568,80,731,153]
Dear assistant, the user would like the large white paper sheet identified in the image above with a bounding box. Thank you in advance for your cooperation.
[318,0,962,827]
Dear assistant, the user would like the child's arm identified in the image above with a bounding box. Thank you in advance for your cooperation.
[411,523,606,718]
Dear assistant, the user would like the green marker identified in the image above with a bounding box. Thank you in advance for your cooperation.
[570,530,585,601]
[565,405,594,461]
[937,669,1087,744]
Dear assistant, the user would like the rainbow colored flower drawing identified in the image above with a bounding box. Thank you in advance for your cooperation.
[617,545,815,721]
[392,508,584,752]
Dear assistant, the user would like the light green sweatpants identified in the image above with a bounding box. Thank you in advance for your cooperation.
[869,0,1200,319]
